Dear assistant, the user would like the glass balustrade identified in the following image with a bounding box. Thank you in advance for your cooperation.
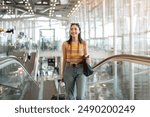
[0,57,39,100]
[87,55,150,100]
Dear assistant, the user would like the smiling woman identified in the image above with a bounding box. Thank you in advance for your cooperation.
[61,23,90,100]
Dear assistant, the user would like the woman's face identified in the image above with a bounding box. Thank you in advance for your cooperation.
[70,24,80,38]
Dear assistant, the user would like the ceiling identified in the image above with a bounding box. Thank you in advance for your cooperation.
[0,0,80,21]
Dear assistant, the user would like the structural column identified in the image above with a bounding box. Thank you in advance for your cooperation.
[113,0,118,99]
[102,0,105,38]
[129,0,135,100]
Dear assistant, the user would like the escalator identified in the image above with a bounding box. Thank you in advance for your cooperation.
[0,56,39,100]
[8,51,37,74]
[0,54,150,100]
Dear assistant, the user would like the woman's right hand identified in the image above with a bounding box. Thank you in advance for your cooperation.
[62,79,64,82]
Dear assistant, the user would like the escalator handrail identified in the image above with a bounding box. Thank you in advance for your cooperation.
[93,54,150,70]
[0,56,39,87]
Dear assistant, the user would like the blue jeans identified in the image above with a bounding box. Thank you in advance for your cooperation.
[64,64,87,100]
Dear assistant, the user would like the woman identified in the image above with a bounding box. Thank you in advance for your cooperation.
[61,23,90,100]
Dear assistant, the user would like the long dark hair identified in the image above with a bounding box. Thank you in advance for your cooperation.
[67,23,83,44]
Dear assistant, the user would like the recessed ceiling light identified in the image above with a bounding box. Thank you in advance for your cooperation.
[37,2,41,4]
[6,1,11,3]
[19,1,23,3]
[43,2,48,4]
[56,15,62,17]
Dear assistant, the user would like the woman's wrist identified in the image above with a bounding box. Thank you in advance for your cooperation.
[61,76,64,82]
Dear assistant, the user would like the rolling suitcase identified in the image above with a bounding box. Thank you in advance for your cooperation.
[51,79,66,100]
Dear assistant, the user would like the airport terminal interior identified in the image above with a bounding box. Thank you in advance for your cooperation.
[0,0,150,100]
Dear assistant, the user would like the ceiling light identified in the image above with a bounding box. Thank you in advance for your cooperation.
[19,1,23,3]
[75,4,78,7]
[77,1,81,4]
[56,15,62,17]
[37,1,41,4]
[102,84,106,87]
[43,2,48,4]
[6,1,11,3]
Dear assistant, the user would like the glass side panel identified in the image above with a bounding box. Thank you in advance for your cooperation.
[0,62,35,100]
[87,61,150,100]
